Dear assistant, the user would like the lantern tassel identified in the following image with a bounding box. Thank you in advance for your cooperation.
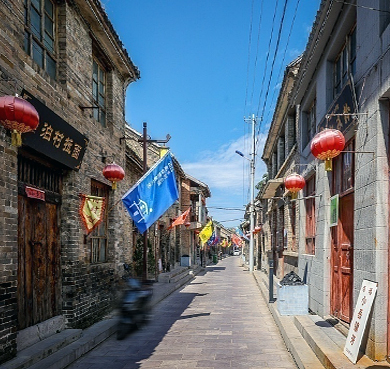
[291,192,297,200]
[112,181,117,190]
[11,130,22,147]
[325,158,332,171]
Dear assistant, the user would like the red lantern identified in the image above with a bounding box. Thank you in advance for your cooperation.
[0,95,40,147]
[253,226,262,234]
[284,173,305,199]
[310,129,345,171]
[103,163,125,189]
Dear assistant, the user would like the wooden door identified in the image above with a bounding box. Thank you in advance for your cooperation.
[18,195,61,329]
[336,193,354,322]
[331,143,354,323]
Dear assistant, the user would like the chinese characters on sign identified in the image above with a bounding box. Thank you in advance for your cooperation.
[25,186,45,201]
[21,90,89,171]
[344,280,378,364]
[40,122,83,160]
[318,82,357,134]
[330,194,339,227]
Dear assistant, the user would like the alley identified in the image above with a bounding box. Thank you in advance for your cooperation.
[67,257,297,369]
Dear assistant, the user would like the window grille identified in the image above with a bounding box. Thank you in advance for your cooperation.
[24,0,56,79]
[334,27,356,97]
[92,59,106,127]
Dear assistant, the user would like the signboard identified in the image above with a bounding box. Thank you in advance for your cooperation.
[318,82,357,133]
[21,90,89,171]
[330,194,339,227]
[344,280,378,364]
[25,186,45,201]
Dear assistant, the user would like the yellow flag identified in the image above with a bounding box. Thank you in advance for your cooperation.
[79,194,106,234]
[159,147,169,158]
[199,220,213,245]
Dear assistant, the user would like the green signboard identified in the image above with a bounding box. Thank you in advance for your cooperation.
[330,194,339,227]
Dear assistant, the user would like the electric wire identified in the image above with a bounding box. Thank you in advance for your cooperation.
[255,0,280,120]
[334,0,390,13]
[263,0,301,134]
[243,0,256,118]
[256,0,290,121]
[249,0,265,113]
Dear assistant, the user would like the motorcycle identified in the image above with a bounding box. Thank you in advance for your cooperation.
[117,264,153,340]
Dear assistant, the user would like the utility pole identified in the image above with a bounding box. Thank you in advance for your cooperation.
[139,122,171,281]
[245,114,256,273]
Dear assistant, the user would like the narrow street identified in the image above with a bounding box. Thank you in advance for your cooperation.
[67,257,297,369]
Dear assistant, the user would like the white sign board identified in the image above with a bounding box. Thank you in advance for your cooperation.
[344,280,378,364]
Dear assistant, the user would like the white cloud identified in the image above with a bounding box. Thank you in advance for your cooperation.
[181,133,268,227]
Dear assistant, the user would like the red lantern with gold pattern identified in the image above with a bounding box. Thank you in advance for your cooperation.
[103,163,125,190]
[310,129,345,171]
[284,173,305,199]
[0,95,40,147]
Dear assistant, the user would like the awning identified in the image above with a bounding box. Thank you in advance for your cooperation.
[260,178,284,199]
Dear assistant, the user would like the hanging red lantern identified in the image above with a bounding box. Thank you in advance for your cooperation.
[253,226,262,234]
[284,173,305,199]
[103,163,125,189]
[0,95,40,147]
[310,129,345,171]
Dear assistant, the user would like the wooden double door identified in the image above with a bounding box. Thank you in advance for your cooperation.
[17,155,62,330]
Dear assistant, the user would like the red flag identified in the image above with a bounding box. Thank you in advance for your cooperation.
[232,234,242,247]
[168,207,191,230]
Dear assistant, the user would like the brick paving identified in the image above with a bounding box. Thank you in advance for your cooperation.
[67,257,297,369]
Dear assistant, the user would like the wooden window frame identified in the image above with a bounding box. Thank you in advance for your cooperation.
[303,98,316,148]
[24,0,57,79]
[92,57,107,127]
[334,26,356,97]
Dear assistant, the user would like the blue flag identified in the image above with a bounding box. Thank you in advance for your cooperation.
[122,152,179,234]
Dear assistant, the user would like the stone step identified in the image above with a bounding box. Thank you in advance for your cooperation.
[294,315,390,369]
[158,266,191,283]
[26,319,116,369]
[0,329,82,369]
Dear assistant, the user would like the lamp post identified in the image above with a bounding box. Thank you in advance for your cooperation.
[235,114,256,272]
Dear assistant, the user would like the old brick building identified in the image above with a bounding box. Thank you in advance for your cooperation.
[0,0,139,363]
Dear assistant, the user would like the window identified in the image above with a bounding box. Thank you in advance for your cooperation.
[92,59,106,126]
[332,140,354,196]
[303,98,316,148]
[24,0,56,79]
[305,175,316,255]
[334,27,356,97]
[380,0,390,34]
[90,180,109,263]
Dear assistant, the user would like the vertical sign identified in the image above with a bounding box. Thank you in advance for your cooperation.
[330,194,339,227]
[344,280,378,364]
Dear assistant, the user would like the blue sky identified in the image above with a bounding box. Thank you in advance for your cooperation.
[101,0,321,228]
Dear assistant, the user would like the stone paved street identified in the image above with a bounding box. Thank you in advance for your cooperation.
[67,257,297,369]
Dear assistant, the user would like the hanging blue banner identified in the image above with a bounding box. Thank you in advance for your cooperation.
[122,152,179,234]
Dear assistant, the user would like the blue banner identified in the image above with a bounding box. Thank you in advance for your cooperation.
[122,152,179,234]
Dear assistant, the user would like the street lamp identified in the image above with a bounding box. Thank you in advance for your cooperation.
[235,115,256,273]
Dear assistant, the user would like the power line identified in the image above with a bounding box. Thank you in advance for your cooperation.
[244,0,256,117]
[257,0,289,120]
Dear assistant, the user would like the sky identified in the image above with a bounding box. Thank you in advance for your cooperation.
[101,0,321,229]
